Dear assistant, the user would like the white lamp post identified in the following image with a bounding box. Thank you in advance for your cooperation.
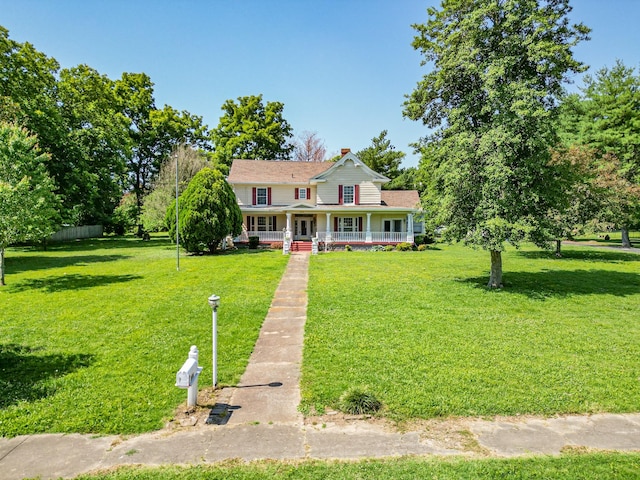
[208,294,220,388]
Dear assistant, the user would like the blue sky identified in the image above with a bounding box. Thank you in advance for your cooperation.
[2,0,639,167]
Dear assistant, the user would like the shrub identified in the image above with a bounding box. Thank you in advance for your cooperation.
[270,242,283,250]
[248,236,260,249]
[338,387,382,415]
[344,245,352,251]
[166,168,242,253]
[417,244,429,251]
[396,242,414,251]
[415,233,435,245]
[384,245,394,252]
[370,245,385,252]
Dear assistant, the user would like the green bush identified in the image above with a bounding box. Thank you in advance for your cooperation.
[396,242,414,251]
[344,244,352,251]
[370,245,385,252]
[106,193,138,235]
[339,387,382,415]
[384,245,394,252]
[166,168,242,253]
[248,236,260,249]
[415,233,435,245]
[417,244,429,251]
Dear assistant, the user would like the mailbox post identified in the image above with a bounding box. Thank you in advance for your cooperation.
[175,345,203,407]
[208,294,220,388]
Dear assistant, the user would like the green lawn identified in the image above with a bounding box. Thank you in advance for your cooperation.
[0,237,288,436]
[302,244,640,420]
[74,453,640,479]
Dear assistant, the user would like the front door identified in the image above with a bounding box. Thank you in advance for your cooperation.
[294,216,314,240]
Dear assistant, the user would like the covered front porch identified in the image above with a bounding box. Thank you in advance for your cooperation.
[236,210,417,245]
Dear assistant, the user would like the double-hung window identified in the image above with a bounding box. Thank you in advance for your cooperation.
[342,185,354,204]
[256,187,267,205]
[299,188,307,200]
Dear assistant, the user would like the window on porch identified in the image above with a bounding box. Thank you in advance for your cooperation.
[384,219,403,232]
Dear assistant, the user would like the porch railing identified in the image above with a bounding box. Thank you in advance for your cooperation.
[235,231,285,243]
[316,232,409,244]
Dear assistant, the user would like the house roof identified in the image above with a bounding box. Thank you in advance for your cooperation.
[228,159,333,184]
[381,190,421,209]
[310,152,389,184]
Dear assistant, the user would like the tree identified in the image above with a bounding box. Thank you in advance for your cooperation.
[561,61,640,247]
[115,73,211,225]
[0,123,61,285]
[356,130,405,181]
[546,145,610,255]
[293,131,327,162]
[210,94,294,167]
[57,64,130,224]
[166,167,242,254]
[141,144,209,232]
[404,0,589,287]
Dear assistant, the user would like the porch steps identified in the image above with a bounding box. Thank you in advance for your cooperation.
[290,241,312,252]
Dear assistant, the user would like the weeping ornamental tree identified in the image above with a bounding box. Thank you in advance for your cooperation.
[404,0,589,287]
[166,167,242,254]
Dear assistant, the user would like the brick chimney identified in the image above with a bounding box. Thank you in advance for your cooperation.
[341,148,351,156]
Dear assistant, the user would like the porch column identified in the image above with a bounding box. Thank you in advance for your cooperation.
[325,212,332,242]
[407,213,414,243]
[365,213,372,243]
[286,213,292,241]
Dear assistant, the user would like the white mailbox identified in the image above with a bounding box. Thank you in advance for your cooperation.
[176,357,200,388]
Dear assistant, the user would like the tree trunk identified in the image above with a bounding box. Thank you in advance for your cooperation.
[488,250,503,288]
[555,239,562,257]
[621,227,631,248]
[1,248,5,286]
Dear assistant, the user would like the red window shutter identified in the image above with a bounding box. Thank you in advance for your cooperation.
[358,217,363,232]
[295,188,299,200]
[338,185,343,205]
[334,217,338,232]
[355,184,360,205]
[308,188,312,201]
[252,187,256,205]
[268,187,272,205]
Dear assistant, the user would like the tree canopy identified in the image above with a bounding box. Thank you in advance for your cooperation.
[356,130,405,181]
[404,0,589,287]
[0,122,61,285]
[210,95,294,167]
[558,61,640,246]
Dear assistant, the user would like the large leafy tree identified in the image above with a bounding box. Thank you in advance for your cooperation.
[57,65,130,224]
[560,61,640,247]
[166,167,242,254]
[0,123,61,285]
[404,0,589,287]
[356,130,405,182]
[210,94,294,167]
[114,73,211,223]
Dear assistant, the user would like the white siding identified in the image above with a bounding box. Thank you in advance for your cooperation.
[315,159,382,205]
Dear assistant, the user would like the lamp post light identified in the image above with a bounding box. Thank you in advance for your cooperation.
[208,294,220,388]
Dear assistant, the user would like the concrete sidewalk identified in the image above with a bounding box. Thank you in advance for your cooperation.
[1,252,640,479]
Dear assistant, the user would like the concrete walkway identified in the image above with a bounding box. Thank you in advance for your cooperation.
[1,252,640,479]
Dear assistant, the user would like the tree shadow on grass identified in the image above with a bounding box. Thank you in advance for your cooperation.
[5,254,130,275]
[460,269,640,299]
[517,249,640,263]
[8,273,143,293]
[0,344,94,409]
